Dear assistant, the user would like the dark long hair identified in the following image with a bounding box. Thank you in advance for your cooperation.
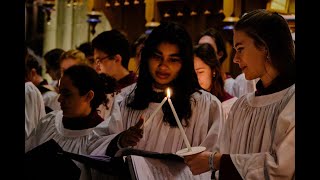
[194,43,225,102]
[234,9,295,83]
[127,21,201,127]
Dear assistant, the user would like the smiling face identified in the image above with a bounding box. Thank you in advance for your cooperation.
[148,42,182,89]
[233,30,267,80]
[58,75,91,118]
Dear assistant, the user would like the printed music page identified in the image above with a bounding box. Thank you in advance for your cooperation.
[126,155,211,180]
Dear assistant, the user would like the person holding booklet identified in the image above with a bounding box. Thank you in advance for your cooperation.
[25,65,119,180]
[184,9,295,180]
[94,21,223,158]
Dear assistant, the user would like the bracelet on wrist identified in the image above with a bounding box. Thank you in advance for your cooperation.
[209,151,218,180]
[209,151,218,171]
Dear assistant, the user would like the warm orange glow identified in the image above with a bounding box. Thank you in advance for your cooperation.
[166,88,171,98]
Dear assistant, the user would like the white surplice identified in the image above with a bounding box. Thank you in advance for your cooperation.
[25,110,114,180]
[221,96,238,127]
[25,82,46,139]
[97,83,224,154]
[224,77,235,96]
[215,84,295,180]
[42,91,61,111]
[232,73,259,98]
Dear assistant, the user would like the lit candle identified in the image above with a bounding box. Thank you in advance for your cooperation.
[144,96,167,127]
[166,88,192,151]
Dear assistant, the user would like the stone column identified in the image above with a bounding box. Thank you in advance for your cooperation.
[72,0,90,48]
[43,0,58,54]
[56,0,73,50]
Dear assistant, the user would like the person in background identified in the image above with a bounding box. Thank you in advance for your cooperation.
[43,48,65,90]
[130,33,148,74]
[193,43,237,122]
[92,29,138,92]
[198,28,235,96]
[25,54,58,113]
[184,9,295,180]
[59,49,90,76]
[76,42,97,70]
[25,64,115,180]
[25,52,46,140]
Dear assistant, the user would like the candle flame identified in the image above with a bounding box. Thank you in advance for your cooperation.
[166,88,171,98]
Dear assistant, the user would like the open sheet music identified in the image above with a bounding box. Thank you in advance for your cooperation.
[115,148,211,180]
[115,147,184,162]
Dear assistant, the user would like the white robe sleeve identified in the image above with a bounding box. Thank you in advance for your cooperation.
[224,77,235,96]
[232,73,258,98]
[42,91,61,111]
[198,92,224,151]
[25,82,46,139]
[230,94,295,180]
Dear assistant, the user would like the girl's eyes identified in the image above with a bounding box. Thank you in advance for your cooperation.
[168,58,182,63]
[151,53,162,60]
[236,47,243,53]
[151,53,182,63]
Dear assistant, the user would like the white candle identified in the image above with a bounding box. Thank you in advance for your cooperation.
[144,96,167,127]
[166,88,192,151]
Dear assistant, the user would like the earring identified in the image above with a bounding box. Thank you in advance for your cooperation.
[266,55,271,62]
[212,72,216,78]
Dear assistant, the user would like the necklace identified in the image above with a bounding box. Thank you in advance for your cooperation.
[152,85,165,93]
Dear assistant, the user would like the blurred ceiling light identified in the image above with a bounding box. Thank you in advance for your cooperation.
[124,0,130,6]
[190,10,197,16]
[177,11,183,17]
[114,0,120,7]
[164,12,170,18]
[204,10,211,15]
[105,1,111,7]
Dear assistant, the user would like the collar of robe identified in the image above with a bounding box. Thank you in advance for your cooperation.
[255,75,295,96]
[62,110,104,130]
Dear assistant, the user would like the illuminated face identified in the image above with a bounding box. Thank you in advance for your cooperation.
[148,42,182,89]
[58,75,91,118]
[233,30,267,80]
[194,56,213,91]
